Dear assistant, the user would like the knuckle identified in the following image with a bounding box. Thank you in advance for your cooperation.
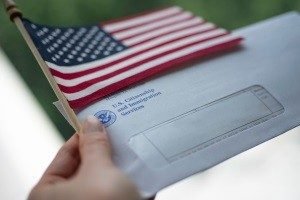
[80,134,110,149]
[57,145,70,157]
[57,144,75,158]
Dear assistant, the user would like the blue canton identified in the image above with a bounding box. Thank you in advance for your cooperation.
[22,19,128,66]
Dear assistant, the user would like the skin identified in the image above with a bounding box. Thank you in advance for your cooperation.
[29,116,154,200]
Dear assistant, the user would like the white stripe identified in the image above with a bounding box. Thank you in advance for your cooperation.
[112,12,193,40]
[65,35,240,100]
[47,23,216,73]
[123,17,204,46]
[103,7,182,32]
[55,28,226,86]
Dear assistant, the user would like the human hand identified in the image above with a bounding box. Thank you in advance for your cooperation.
[28,116,142,200]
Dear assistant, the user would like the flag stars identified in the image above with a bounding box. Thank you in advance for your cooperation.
[70,39,76,44]
[95,35,103,41]
[64,31,72,37]
[116,46,123,51]
[51,31,58,37]
[55,29,61,34]
[42,27,49,32]
[78,31,84,36]
[73,35,80,40]
[75,46,81,51]
[88,44,94,49]
[82,38,89,43]
[97,46,104,50]
[26,21,127,65]
[49,45,56,50]
[31,24,37,29]
[91,40,98,45]
[57,39,63,44]
[100,42,107,46]
[103,51,110,56]
[107,46,113,51]
[98,32,104,36]
[66,43,72,48]
[86,35,93,40]
[61,35,67,41]
[48,35,54,40]
[79,42,85,47]
[104,37,111,42]
[36,31,45,37]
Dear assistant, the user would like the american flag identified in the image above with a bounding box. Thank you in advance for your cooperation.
[23,6,243,109]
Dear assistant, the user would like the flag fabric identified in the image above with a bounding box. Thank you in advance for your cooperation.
[22,6,243,109]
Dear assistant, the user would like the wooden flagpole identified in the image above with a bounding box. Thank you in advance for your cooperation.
[3,0,82,132]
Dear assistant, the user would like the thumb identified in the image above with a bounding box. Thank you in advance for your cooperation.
[79,116,113,172]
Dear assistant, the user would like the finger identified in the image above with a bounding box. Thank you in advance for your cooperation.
[78,116,113,173]
[39,134,80,185]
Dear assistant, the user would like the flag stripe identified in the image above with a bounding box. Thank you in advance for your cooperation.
[63,35,241,101]
[103,6,182,32]
[123,17,204,46]
[54,28,227,87]
[111,11,194,40]
[109,11,183,35]
[67,37,242,108]
[48,22,216,75]
[58,32,228,92]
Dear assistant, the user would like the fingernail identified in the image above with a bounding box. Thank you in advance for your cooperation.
[82,116,104,134]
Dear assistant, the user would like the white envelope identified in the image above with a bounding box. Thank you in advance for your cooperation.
[55,12,300,197]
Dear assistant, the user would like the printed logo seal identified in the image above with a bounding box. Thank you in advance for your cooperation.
[94,110,117,127]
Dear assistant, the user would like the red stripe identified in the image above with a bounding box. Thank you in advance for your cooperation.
[101,6,176,26]
[109,11,183,35]
[127,21,207,47]
[50,27,218,79]
[58,33,229,93]
[115,15,195,41]
[68,38,243,109]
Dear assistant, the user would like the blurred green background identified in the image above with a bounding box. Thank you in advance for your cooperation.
[0,0,299,140]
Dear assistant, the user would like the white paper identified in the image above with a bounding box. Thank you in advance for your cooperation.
[56,12,300,197]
